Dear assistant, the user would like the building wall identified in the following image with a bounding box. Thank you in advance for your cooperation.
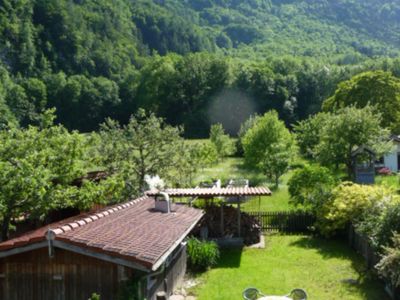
[384,152,398,172]
[384,142,400,172]
[147,244,187,300]
[0,247,137,300]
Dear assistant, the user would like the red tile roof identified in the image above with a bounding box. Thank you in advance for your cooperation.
[0,196,203,271]
[146,187,272,197]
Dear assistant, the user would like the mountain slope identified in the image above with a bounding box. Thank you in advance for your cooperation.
[132,0,400,59]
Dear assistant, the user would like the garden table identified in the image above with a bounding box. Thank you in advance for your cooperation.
[259,297,292,300]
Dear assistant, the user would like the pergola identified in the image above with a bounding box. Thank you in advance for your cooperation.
[146,187,272,238]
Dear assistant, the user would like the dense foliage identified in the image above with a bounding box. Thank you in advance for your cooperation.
[187,237,220,272]
[317,183,395,236]
[1,0,400,136]
[376,233,400,288]
[242,111,295,186]
[0,110,124,241]
[209,123,234,160]
[323,71,400,133]
[96,109,190,194]
[295,106,392,177]
[288,165,336,211]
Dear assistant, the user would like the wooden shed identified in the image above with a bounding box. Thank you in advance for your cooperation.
[0,196,203,300]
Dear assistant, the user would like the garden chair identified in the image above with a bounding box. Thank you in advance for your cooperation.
[242,287,266,300]
[287,288,307,300]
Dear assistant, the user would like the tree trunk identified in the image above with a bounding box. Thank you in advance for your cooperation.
[1,214,11,242]
[346,160,354,181]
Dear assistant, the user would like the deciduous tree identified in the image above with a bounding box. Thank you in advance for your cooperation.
[242,111,295,187]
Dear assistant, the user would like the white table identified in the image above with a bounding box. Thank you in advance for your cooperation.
[259,297,292,300]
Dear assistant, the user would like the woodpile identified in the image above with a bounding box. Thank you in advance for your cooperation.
[194,204,261,245]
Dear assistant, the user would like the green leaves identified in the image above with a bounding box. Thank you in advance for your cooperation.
[210,123,234,160]
[242,110,295,186]
[295,106,392,177]
[97,109,185,193]
[323,71,400,133]
[0,110,124,240]
[288,165,336,211]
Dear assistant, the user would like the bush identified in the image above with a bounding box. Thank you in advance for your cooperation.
[187,237,219,272]
[318,183,396,236]
[376,233,400,288]
[373,201,400,249]
[210,123,234,160]
[89,294,100,300]
[288,165,336,211]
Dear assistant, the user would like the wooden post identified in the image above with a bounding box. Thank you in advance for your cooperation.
[220,203,224,237]
[238,197,241,237]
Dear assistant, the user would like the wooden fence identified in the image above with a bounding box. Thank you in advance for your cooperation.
[246,211,315,233]
[347,225,400,300]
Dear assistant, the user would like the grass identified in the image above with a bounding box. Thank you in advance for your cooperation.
[193,157,266,187]
[375,174,399,189]
[190,235,389,300]
[193,157,296,211]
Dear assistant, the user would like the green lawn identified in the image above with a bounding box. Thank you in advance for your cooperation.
[194,157,267,187]
[193,157,296,211]
[376,174,399,189]
[190,235,389,300]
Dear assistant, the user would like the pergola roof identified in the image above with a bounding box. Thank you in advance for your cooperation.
[146,187,272,198]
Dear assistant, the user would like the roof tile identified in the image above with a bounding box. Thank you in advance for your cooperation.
[0,196,203,271]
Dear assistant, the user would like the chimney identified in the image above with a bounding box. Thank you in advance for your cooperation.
[154,192,171,213]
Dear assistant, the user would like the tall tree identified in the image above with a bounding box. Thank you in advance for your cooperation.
[323,71,400,133]
[242,111,295,187]
[97,109,184,193]
[0,110,122,241]
[315,106,392,177]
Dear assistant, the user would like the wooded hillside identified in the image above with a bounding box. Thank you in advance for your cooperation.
[1,0,400,136]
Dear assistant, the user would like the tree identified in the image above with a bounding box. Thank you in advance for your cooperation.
[97,109,184,193]
[294,112,329,159]
[323,71,400,133]
[242,111,295,187]
[0,110,123,241]
[314,106,391,177]
[288,165,336,212]
[210,123,234,160]
[237,114,260,156]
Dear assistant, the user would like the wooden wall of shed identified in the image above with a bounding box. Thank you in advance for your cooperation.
[0,247,137,300]
[148,244,187,300]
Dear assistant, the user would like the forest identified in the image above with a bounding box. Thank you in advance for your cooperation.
[1,0,400,136]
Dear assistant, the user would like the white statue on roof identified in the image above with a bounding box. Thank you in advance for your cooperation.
[144,175,165,191]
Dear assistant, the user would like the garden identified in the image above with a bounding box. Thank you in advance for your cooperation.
[183,106,400,300]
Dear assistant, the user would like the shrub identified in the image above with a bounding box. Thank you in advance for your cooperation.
[288,165,336,212]
[373,201,400,249]
[187,237,219,272]
[210,123,234,160]
[317,183,396,236]
[89,294,100,300]
[376,233,400,288]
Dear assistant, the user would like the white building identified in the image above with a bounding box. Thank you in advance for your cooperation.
[377,136,400,172]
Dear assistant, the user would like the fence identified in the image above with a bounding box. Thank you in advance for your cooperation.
[347,225,400,300]
[246,211,315,233]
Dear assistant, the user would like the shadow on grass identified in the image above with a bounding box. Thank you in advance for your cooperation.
[289,236,390,300]
[214,247,243,269]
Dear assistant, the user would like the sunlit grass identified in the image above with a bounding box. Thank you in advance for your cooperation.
[190,235,389,300]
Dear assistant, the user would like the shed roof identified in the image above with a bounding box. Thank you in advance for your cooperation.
[146,187,272,198]
[0,196,203,271]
